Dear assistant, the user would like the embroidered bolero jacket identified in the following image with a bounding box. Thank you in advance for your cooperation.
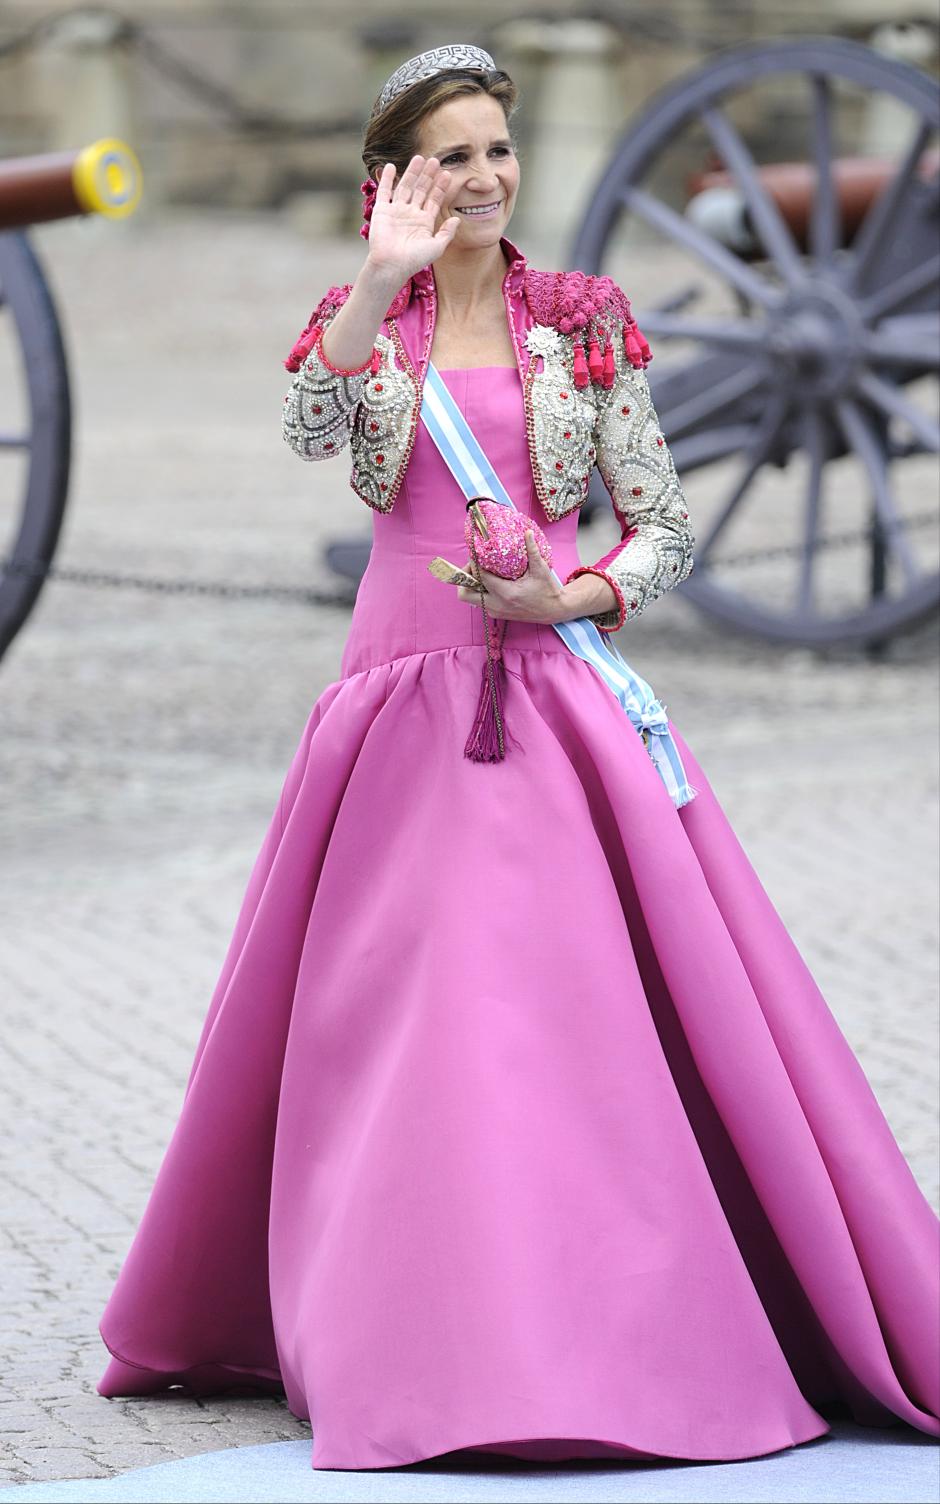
[281,236,695,633]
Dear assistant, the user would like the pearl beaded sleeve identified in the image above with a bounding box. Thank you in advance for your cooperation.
[281,326,370,463]
[576,355,695,632]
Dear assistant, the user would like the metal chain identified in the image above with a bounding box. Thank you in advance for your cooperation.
[0,554,353,606]
[1,509,936,605]
[701,508,939,569]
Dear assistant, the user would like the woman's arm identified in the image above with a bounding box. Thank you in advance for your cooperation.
[282,157,458,464]
[568,352,695,632]
[558,569,619,619]
[317,261,403,373]
[281,283,378,463]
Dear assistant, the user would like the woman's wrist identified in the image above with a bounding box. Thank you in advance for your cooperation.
[318,259,403,373]
[360,255,408,302]
[557,570,619,622]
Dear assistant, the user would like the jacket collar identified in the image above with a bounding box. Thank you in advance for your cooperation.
[409,234,528,301]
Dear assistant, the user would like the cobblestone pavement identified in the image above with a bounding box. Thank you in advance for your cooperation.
[0,215,938,1485]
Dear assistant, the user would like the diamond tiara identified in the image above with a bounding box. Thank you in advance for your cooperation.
[377,44,497,113]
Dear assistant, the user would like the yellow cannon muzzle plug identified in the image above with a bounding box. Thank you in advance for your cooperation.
[72,139,143,219]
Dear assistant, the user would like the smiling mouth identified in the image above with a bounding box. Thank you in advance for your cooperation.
[454,201,502,218]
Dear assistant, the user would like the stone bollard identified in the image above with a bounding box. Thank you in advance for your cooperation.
[495,17,625,266]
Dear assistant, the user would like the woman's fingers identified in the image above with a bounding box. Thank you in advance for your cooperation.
[525,529,551,573]
[391,155,451,212]
[374,161,395,203]
[391,162,415,203]
[393,154,427,203]
[425,168,452,207]
[409,158,443,211]
[434,217,460,248]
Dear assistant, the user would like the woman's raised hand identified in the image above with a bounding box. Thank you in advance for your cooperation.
[366,157,460,284]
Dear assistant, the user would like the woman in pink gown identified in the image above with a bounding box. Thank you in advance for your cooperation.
[96,47,940,1472]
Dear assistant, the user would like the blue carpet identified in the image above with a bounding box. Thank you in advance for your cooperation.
[0,1423,937,1503]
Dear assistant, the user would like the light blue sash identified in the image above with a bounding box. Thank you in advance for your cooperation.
[421,361,697,810]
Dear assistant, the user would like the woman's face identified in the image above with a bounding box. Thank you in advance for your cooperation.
[413,92,520,246]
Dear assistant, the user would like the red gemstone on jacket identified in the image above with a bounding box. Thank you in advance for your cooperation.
[375,454,384,464]
[374,383,384,392]
[622,406,630,415]
[632,486,643,495]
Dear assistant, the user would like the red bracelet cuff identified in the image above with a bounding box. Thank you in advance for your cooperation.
[565,566,627,633]
[313,327,376,379]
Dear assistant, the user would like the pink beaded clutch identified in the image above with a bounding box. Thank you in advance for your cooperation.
[463,498,552,579]
[427,498,554,766]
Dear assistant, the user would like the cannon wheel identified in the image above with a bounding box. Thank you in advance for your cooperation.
[0,231,71,662]
[572,37,939,646]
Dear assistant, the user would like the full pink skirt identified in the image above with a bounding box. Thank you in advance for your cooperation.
[97,643,940,1469]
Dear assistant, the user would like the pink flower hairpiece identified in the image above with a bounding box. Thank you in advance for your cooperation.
[360,177,378,240]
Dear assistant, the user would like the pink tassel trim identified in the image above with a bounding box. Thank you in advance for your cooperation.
[623,323,652,369]
[587,336,603,384]
[464,645,508,762]
[464,533,511,763]
[283,283,355,371]
[521,269,654,374]
[573,340,590,390]
[284,324,322,373]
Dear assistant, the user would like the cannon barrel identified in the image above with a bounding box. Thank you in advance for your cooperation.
[0,139,143,230]
[686,149,939,254]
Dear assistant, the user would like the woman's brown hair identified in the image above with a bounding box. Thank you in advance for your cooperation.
[362,69,520,183]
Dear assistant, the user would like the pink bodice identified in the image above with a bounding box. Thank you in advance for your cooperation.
[339,367,585,678]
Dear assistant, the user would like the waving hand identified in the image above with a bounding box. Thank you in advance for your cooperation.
[366,156,459,284]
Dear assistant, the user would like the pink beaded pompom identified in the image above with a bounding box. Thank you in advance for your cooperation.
[464,499,552,580]
[360,178,378,240]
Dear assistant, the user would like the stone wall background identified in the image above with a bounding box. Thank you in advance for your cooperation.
[1,0,938,255]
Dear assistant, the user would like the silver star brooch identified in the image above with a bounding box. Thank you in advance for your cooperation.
[525,326,563,361]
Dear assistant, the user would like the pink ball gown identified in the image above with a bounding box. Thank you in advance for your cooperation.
[96,365,940,1471]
